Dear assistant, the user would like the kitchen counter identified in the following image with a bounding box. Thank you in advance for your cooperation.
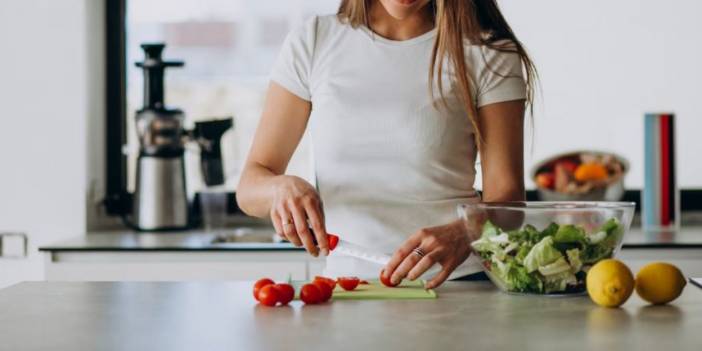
[0,281,700,351]
[38,226,702,252]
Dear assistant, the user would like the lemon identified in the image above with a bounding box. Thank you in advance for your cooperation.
[635,262,686,305]
[586,259,635,307]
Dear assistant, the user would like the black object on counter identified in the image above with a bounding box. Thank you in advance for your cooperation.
[193,119,233,186]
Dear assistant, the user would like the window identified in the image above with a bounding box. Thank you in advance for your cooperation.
[125,0,338,193]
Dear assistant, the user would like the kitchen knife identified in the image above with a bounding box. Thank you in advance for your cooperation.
[326,234,391,265]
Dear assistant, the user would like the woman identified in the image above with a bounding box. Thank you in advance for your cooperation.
[237,0,536,288]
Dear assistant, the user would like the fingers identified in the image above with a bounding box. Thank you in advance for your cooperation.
[426,263,456,289]
[304,199,328,256]
[289,201,318,257]
[407,254,438,281]
[277,207,302,247]
[383,232,422,279]
[390,248,429,285]
[270,210,284,240]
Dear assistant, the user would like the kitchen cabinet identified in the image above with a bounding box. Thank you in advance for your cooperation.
[39,228,702,283]
[43,250,324,282]
[40,231,326,282]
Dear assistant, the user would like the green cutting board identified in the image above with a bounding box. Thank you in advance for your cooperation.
[294,280,437,300]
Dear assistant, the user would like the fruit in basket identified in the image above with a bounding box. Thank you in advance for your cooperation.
[574,163,608,182]
[533,152,626,197]
[586,259,634,308]
[635,262,686,305]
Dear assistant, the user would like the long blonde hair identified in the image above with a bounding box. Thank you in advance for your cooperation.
[337,0,537,145]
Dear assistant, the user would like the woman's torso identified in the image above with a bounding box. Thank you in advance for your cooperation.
[271,15,525,279]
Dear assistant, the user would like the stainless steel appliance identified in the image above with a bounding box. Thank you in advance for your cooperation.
[131,43,232,231]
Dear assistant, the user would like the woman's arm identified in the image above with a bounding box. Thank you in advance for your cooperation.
[478,100,526,202]
[383,99,526,288]
[237,82,329,257]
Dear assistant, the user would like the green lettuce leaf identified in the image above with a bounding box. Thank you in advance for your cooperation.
[543,271,577,293]
[553,224,587,244]
[537,257,571,276]
[515,244,532,264]
[491,259,543,293]
[523,236,563,273]
[482,220,499,238]
[580,243,613,264]
[566,248,583,273]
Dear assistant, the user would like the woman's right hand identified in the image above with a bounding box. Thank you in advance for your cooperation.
[270,175,328,257]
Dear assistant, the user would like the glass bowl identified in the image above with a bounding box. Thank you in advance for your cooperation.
[458,201,635,295]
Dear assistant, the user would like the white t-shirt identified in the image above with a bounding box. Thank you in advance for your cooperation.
[270,15,526,279]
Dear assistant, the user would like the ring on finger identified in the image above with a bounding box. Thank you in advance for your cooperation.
[412,247,426,258]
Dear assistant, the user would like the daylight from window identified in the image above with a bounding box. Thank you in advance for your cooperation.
[126,0,338,193]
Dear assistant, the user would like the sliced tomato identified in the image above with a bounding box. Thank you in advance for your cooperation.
[380,269,399,288]
[313,276,337,290]
[337,276,360,291]
[359,280,369,285]
[253,278,275,301]
[300,283,322,304]
[327,234,339,251]
[313,281,333,302]
[274,283,295,306]
[257,284,279,307]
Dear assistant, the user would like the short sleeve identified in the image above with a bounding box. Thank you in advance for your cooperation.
[269,17,318,101]
[475,43,527,108]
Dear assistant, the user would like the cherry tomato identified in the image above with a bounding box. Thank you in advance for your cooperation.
[253,278,275,301]
[313,281,333,302]
[313,276,337,290]
[337,276,360,291]
[300,283,322,304]
[359,280,369,285]
[274,283,295,306]
[535,172,555,189]
[257,284,280,307]
[327,234,339,251]
[380,269,399,288]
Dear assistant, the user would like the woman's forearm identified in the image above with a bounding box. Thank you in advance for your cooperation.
[236,162,280,218]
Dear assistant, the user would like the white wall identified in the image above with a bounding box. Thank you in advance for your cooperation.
[0,0,104,287]
[499,0,702,188]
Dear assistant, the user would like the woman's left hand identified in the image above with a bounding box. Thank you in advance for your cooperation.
[383,220,473,289]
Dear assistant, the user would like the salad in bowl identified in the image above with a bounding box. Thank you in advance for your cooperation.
[458,202,635,295]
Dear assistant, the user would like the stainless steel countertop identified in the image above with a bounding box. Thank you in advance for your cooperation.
[0,281,700,351]
[38,226,702,252]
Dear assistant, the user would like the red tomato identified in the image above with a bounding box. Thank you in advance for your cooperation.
[337,277,360,291]
[359,280,369,285]
[380,269,399,288]
[253,278,275,301]
[327,234,339,251]
[313,281,333,302]
[535,173,555,189]
[313,276,337,290]
[556,160,578,174]
[257,284,280,307]
[274,283,295,306]
[300,283,322,304]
